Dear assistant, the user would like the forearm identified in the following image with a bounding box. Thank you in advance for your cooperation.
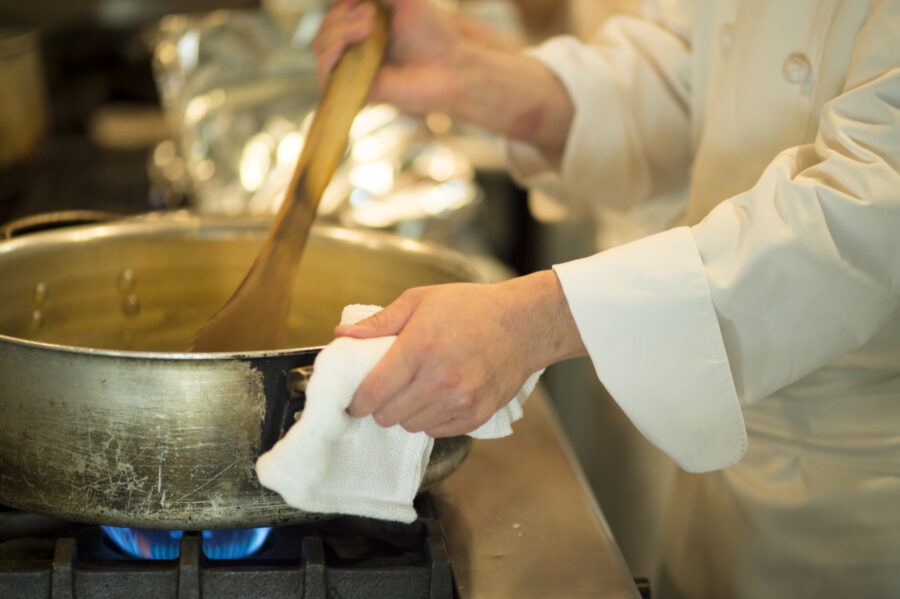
[506,19,695,210]
[449,43,574,166]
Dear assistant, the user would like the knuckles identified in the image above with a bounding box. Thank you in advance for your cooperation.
[449,390,477,416]
[434,365,464,392]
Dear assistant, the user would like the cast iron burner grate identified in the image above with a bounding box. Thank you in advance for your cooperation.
[0,499,455,599]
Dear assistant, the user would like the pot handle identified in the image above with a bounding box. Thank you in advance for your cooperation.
[259,365,315,452]
[1,209,122,239]
[286,365,315,400]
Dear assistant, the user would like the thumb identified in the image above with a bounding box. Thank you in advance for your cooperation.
[334,291,418,338]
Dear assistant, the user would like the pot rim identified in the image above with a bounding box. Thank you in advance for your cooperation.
[0,332,328,360]
[0,210,484,360]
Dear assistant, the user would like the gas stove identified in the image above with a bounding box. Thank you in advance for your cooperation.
[0,494,454,599]
[0,390,642,598]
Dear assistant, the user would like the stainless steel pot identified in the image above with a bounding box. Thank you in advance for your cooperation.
[0,212,482,529]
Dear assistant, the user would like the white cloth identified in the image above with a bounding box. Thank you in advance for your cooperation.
[255,305,542,522]
[506,1,900,598]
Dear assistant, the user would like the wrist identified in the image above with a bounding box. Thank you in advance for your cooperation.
[503,270,588,372]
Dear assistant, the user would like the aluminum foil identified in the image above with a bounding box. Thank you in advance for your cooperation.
[150,6,481,245]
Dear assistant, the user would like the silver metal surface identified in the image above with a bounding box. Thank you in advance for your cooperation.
[286,365,315,397]
[433,386,641,598]
[0,213,480,529]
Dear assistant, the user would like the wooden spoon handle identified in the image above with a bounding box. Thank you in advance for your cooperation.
[186,2,391,352]
[274,0,391,246]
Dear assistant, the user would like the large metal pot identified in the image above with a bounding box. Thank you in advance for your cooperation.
[0,212,482,529]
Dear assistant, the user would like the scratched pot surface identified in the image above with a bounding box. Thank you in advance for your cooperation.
[0,214,478,529]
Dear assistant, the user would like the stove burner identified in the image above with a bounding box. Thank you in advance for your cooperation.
[100,525,273,560]
[199,527,272,560]
[0,497,455,598]
[100,526,180,560]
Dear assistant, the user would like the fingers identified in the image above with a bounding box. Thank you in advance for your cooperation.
[370,380,438,428]
[381,389,495,438]
[368,358,466,428]
[340,291,422,417]
[368,357,497,435]
[389,398,475,435]
[424,418,478,439]
[338,281,533,437]
[346,336,419,417]
[334,289,419,339]
[313,0,377,88]
[312,0,366,54]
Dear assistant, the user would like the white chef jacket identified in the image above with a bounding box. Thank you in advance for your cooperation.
[506,1,900,598]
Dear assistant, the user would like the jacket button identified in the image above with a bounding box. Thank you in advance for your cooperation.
[782,53,812,83]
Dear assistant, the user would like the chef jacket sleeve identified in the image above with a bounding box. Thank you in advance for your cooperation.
[506,2,695,215]
[691,6,900,407]
[554,4,900,472]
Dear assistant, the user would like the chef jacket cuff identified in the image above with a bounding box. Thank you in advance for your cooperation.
[553,226,747,472]
[505,36,629,206]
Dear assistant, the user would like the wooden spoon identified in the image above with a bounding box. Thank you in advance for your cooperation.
[188,1,391,352]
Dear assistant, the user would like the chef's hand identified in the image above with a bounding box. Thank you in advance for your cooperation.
[314,0,469,114]
[335,270,587,437]
[313,0,573,162]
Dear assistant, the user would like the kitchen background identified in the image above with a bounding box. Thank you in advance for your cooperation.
[0,0,668,586]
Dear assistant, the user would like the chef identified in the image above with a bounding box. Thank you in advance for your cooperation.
[314,1,900,597]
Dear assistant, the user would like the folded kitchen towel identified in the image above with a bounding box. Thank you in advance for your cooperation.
[255,304,543,522]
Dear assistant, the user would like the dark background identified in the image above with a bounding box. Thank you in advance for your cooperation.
[0,0,257,225]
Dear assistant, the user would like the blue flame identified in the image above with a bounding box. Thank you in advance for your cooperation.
[200,527,271,559]
[102,526,272,560]
[101,527,183,560]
